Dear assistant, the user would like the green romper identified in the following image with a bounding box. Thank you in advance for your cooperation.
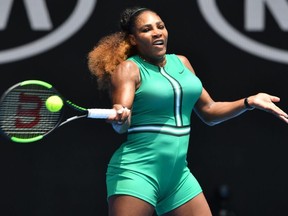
[106,54,203,215]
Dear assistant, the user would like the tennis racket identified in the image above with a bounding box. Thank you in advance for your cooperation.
[0,80,116,143]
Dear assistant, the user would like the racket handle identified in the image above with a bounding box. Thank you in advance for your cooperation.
[87,108,116,119]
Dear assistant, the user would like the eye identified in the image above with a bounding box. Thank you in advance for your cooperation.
[142,27,150,32]
[157,22,165,30]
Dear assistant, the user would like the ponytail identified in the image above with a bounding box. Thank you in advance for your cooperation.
[87,32,131,90]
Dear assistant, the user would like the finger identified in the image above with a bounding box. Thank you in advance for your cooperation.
[117,107,130,122]
[279,115,288,124]
[272,105,288,116]
[270,106,288,120]
[270,96,281,103]
[117,107,124,114]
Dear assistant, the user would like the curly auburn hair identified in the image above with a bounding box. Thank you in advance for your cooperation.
[88,32,132,90]
[87,7,151,90]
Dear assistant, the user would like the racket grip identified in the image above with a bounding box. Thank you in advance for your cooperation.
[87,108,116,119]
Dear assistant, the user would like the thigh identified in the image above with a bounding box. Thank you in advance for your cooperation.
[162,193,212,216]
[156,170,202,215]
[108,195,155,216]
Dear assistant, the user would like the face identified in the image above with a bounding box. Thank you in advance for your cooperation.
[129,11,168,64]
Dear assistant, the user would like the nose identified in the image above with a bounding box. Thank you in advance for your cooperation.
[152,29,162,38]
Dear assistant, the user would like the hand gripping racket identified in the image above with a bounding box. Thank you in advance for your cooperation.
[0,80,116,143]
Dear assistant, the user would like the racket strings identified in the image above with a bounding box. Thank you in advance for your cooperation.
[0,85,62,139]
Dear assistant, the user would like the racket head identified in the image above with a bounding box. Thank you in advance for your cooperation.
[0,80,64,143]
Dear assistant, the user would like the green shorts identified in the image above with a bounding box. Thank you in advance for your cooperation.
[106,166,202,215]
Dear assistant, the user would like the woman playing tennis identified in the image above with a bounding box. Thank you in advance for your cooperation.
[88,6,288,216]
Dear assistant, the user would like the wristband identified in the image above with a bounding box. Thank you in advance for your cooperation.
[244,98,254,110]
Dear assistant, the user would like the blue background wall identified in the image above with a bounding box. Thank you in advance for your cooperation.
[0,1,287,215]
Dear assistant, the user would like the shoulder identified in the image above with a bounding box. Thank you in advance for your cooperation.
[175,54,196,74]
[111,59,140,84]
[175,54,189,65]
[115,60,139,73]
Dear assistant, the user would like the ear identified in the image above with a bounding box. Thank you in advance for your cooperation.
[129,34,136,46]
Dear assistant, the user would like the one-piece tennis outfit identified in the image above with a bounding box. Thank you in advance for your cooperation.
[106,54,203,215]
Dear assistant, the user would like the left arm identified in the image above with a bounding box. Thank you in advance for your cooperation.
[195,90,288,126]
[177,55,288,126]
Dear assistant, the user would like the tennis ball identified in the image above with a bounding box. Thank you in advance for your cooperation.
[45,95,63,112]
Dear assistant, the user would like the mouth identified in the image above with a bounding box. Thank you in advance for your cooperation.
[152,39,165,46]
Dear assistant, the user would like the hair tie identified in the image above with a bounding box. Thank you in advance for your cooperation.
[130,8,147,18]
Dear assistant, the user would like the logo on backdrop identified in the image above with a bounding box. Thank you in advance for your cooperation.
[198,0,288,64]
[0,0,97,64]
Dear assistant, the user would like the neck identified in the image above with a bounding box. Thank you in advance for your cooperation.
[139,55,166,67]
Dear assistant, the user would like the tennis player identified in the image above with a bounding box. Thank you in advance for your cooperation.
[88,6,288,216]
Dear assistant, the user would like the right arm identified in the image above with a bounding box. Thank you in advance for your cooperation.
[107,60,140,133]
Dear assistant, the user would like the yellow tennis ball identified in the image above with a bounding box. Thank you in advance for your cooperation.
[45,95,63,112]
